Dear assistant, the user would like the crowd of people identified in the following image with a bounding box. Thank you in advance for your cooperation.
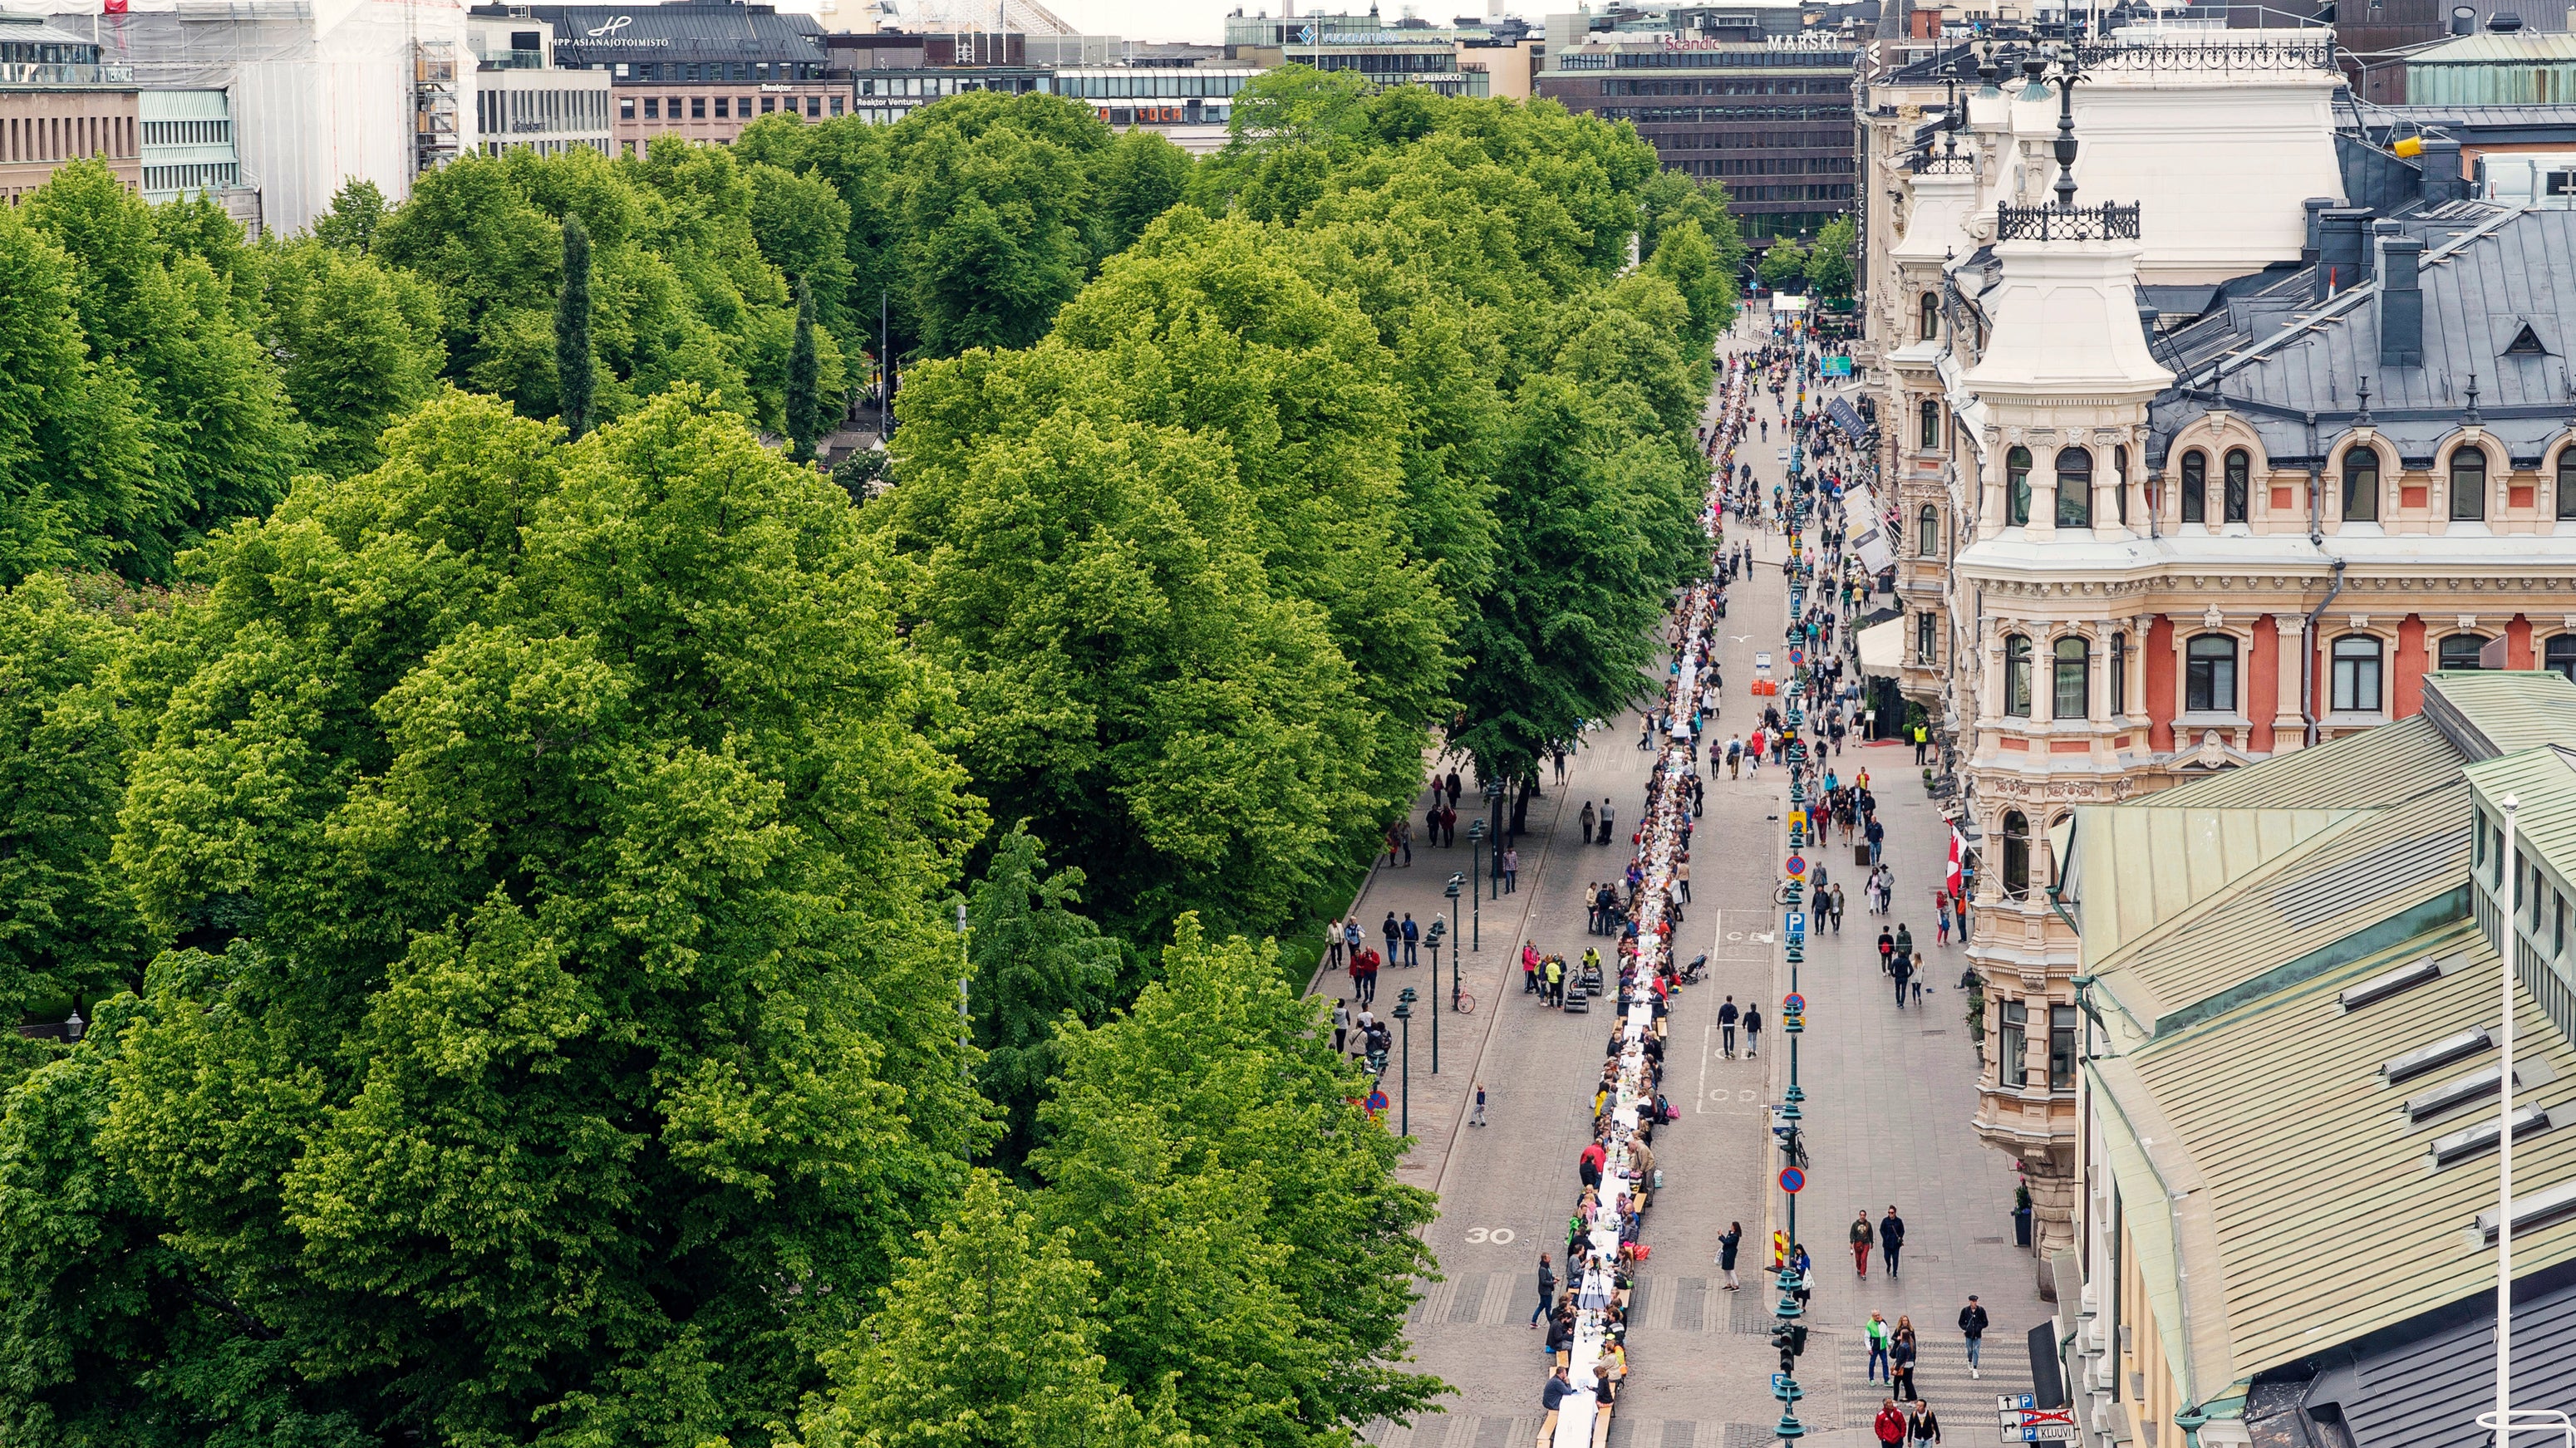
[1531,346,1763,1448]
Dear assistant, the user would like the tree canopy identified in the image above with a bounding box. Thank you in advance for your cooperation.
[0,82,1748,1448]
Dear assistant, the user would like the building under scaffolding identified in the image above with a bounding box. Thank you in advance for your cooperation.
[57,0,474,236]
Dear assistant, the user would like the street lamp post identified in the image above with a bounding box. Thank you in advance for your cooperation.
[1393,989,1417,1138]
[1465,821,1487,951]
[1484,778,1507,897]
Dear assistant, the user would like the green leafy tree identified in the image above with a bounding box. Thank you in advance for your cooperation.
[1758,236,1809,293]
[0,204,152,583]
[0,574,157,1023]
[887,92,1112,356]
[794,1173,1187,1448]
[27,160,308,580]
[1092,128,1193,257]
[2,389,986,1445]
[1030,918,1442,1448]
[1805,214,1856,302]
[966,828,1120,1171]
[256,235,447,475]
[788,277,823,461]
[313,178,389,253]
[555,212,594,437]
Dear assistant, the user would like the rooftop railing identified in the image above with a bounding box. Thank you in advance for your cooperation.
[1995,199,2142,241]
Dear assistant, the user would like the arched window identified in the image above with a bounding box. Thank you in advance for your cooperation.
[2548,635,2576,683]
[2007,446,2033,527]
[2342,445,2379,523]
[2451,446,2488,521]
[2224,448,2251,523]
[2110,631,2129,714]
[2002,810,2031,899]
[1920,291,1939,340]
[2185,634,2237,713]
[2181,449,2207,523]
[2056,446,2092,528]
[2003,635,2033,717]
[1920,398,1940,450]
[2331,636,2382,712]
[1919,503,1940,556]
[2441,633,2493,670]
[2053,634,2090,719]
[2559,448,2576,521]
[2113,444,2130,524]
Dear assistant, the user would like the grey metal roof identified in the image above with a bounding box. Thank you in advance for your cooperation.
[470,2,826,63]
[2252,1259,2576,1448]
[2144,205,2576,468]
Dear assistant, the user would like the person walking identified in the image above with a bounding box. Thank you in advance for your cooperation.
[1908,1402,1942,1445]
[1850,1210,1875,1278]
[1911,951,1928,1006]
[1728,736,1743,779]
[1890,1320,1919,1400]
[1345,917,1364,969]
[1597,800,1615,846]
[1471,1082,1488,1127]
[1880,1205,1907,1279]
[1531,1254,1556,1328]
[1866,1312,1893,1382]
[1357,949,1380,1007]
[1958,1295,1990,1378]
[1580,798,1597,845]
[1382,912,1401,968]
[1894,922,1913,961]
[1718,1222,1743,1291]
[1545,954,1566,1006]
[1327,918,1345,971]
[1675,857,1691,903]
[1332,999,1350,1053]
[1401,913,1420,967]
[1718,995,1740,1058]
[1877,926,1896,974]
[1503,846,1520,895]
[1830,882,1846,933]
[1891,950,1914,1008]
[1743,1002,1763,1058]
[1866,814,1885,864]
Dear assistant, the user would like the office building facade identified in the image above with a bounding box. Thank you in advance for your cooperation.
[476,2,842,149]
[2,12,141,205]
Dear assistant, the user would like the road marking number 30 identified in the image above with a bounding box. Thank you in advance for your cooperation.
[1462,1227,1517,1244]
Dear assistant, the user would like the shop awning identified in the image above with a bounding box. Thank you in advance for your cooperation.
[1856,616,1905,679]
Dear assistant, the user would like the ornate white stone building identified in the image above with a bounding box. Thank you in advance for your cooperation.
[1856,27,2576,1277]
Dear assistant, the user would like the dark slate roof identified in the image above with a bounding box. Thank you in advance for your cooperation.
[1885,42,1974,82]
[472,2,826,64]
[2246,1257,2576,1448]
[2143,205,2576,468]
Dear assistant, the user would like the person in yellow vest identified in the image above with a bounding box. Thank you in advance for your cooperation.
[1912,723,1930,765]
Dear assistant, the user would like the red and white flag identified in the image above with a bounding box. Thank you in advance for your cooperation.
[1945,826,1964,900]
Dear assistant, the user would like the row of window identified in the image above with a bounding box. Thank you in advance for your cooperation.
[140,119,229,147]
[479,87,611,135]
[1662,155,1854,175]
[628,93,832,121]
[1603,77,1848,96]
[1969,441,2576,530]
[1728,183,1856,201]
[2,113,130,164]
[612,61,826,83]
[1995,996,2077,1091]
[2478,814,2576,965]
[141,161,238,193]
[1997,628,2576,719]
[2002,444,2128,528]
[1596,105,1852,123]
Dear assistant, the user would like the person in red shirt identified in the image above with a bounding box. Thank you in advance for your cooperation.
[1873,1400,1907,1446]
[1578,1141,1606,1190]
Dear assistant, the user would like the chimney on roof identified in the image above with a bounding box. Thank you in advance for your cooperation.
[2420,136,2468,203]
[2302,196,2334,264]
[2486,11,2524,29]
[2376,220,2426,370]
[2450,3,2476,32]
[2315,207,2375,302]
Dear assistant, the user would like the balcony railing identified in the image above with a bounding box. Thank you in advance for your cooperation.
[2069,35,2336,73]
[0,60,135,85]
[1913,151,1977,175]
[1995,200,2142,242]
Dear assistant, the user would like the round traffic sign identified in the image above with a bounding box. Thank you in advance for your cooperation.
[1778,1166,1806,1194]
[1788,649,1805,666]
[1365,1090,1389,1117]
[1784,855,1807,878]
[1783,992,1806,1013]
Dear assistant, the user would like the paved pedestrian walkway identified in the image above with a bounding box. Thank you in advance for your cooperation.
[1359,315,2049,1448]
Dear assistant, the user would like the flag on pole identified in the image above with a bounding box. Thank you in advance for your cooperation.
[103,0,127,13]
[1946,826,1964,899]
